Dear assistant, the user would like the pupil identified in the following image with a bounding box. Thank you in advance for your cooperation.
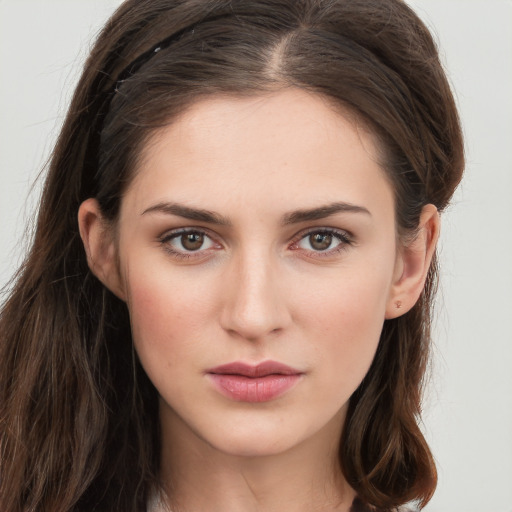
[310,233,332,251]
[182,233,204,251]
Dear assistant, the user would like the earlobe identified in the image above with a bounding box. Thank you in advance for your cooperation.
[78,198,126,301]
[385,204,440,319]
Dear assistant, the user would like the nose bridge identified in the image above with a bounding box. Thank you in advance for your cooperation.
[220,243,290,340]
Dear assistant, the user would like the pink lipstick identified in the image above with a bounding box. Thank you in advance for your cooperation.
[206,361,303,402]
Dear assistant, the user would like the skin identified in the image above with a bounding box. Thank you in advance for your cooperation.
[79,88,439,512]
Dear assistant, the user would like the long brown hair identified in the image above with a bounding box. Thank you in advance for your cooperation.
[0,1,464,511]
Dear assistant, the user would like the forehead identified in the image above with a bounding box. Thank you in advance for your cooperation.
[125,88,393,219]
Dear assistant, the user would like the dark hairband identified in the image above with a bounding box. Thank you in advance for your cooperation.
[113,10,235,92]
[114,24,197,92]
[86,23,198,183]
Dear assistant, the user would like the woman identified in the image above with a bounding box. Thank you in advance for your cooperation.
[0,1,464,511]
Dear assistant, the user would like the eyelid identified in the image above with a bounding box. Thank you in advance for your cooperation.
[159,226,216,242]
[288,227,354,255]
[159,227,223,259]
[157,225,354,261]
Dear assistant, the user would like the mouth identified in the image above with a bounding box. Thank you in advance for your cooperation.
[206,361,303,403]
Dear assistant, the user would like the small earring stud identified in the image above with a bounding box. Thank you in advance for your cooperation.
[395,301,402,309]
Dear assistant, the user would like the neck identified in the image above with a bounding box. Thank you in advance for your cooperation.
[157,403,356,512]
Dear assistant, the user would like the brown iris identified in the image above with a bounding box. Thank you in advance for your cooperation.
[181,232,204,251]
[309,233,333,251]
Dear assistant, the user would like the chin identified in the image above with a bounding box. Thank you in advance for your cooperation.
[192,407,346,461]
[205,429,305,458]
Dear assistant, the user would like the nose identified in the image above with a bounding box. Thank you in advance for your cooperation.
[219,251,292,341]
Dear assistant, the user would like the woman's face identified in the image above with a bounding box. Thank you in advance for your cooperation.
[111,89,402,457]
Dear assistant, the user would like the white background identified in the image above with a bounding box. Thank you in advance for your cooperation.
[1,1,511,511]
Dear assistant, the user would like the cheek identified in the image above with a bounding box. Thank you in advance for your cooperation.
[124,263,216,378]
[295,263,392,385]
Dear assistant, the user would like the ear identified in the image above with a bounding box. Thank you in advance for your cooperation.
[78,198,126,301]
[385,204,440,319]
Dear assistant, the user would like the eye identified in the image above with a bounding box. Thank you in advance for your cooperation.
[160,229,218,257]
[291,228,352,255]
[173,232,213,252]
[299,232,341,251]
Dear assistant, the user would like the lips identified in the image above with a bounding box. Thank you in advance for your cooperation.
[206,361,303,402]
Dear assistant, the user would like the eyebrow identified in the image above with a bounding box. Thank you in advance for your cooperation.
[142,202,232,226]
[282,202,371,225]
[141,201,370,226]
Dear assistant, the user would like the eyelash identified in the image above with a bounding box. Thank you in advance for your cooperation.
[289,228,353,258]
[158,227,354,260]
[159,228,219,261]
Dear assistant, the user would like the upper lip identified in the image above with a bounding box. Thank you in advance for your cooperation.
[207,361,302,378]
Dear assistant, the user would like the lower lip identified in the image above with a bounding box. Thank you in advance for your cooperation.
[207,373,302,402]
